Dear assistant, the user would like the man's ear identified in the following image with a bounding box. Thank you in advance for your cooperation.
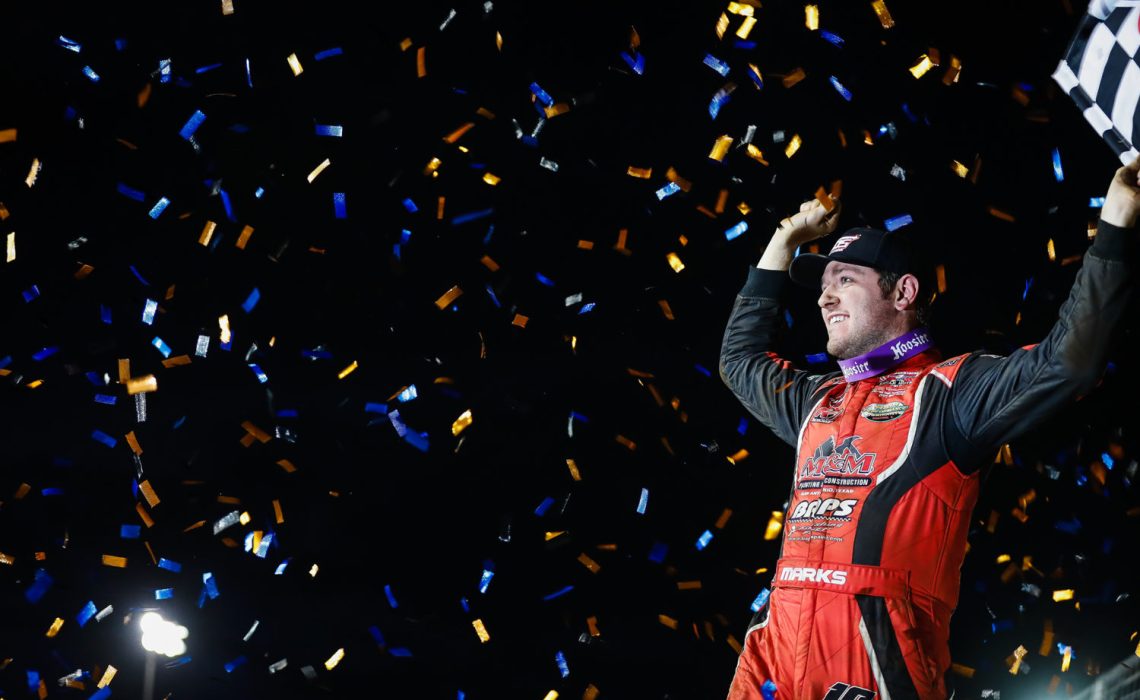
[895,273,920,310]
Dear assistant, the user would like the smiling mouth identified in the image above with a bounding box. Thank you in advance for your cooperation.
[828,314,849,326]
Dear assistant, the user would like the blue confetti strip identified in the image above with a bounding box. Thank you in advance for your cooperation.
[530,82,554,106]
[41,487,64,496]
[369,625,385,646]
[806,352,829,364]
[1055,517,1081,534]
[621,51,645,75]
[733,40,757,50]
[220,188,235,221]
[148,197,171,219]
[242,287,261,313]
[25,569,53,603]
[91,430,117,448]
[452,208,494,225]
[1090,196,1106,207]
[121,525,141,539]
[159,58,171,83]
[648,541,668,564]
[224,656,247,673]
[542,585,574,601]
[389,648,413,658]
[750,588,771,612]
[636,488,649,514]
[696,529,714,550]
[255,533,273,558]
[397,385,418,402]
[694,363,713,377]
[158,558,182,573]
[479,569,494,594]
[179,110,207,140]
[195,62,223,74]
[27,671,40,691]
[316,124,343,137]
[820,30,845,47]
[129,264,152,287]
[460,596,470,612]
[22,285,41,302]
[32,346,59,361]
[901,102,918,123]
[485,284,502,308]
[829,76,853,101]
[82,66,100,82]
[274,559,290,575]
[155,588,174,600]
[1102,452,1115,469]
[57,36,81,52]
[578,302,596,314]
[748,65,763,89]
[364,402,389,415]
[570,411,590,423]
[725,221,748,241]
[536,272,556,287]
[142,299,157,325]
[254,185,265,199]
[314,47,343,60]
[1022,278,1034,301]
[884,214,913,231]
[90,686,111,700]
[202,572,219,599]
[248,364,268,383]
[703,53,730,76]
[385,584,399,608]
[333,192,347,219]
[709,88,731,118]
[1052,147,1064,182]
[94,394,116,405]
[534,496,555,516]
[152,337,172,358]
[277,408,299,418]
[117,183,145,201]
[76,601,97,627]
[402,197,418,213]
[737,417,748,435]
[555,651,570,678]
[656,181,681,200]
[0,356,10,369]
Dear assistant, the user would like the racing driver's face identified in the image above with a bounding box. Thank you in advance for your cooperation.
[818,262,904,360]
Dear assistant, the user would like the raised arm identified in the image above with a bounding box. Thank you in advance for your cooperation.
[720,197,841,446]
[947,159,1138,468]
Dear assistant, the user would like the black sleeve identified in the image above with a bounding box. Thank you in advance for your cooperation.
[720,267,834,447]
[946,220,1135,469]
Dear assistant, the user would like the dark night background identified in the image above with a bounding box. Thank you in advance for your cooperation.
[2,1,1140,698]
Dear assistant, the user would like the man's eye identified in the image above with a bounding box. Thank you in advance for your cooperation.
[840,276,852,284]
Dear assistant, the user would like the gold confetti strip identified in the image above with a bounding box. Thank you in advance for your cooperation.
[658,614,679,630]
[677,580,702,590]
[583,685,600,700]
[0,202,9,219]
[26,379,44,389]
[764,511,784,540]
[950,663,975,678]
[715,12,730,38]
[25,158,41,187]
[482,172,501,186]
[1047,239,1056,262]
[745,144,768,165]
[784,134,803,158]
[399,37,413,51]
[479,254,500,272]
[715,509,733,529]
[102,555,127,568]
[127,375,157,395]
[219,314,231,344]
[1061,645,1072,672]
[1047,675,1062,693]
[727,449,749,464]
[544,103,570,118]
[217,495,241,505]
[596,543,617,552]
[805,5,819,29]
[709,135,733,162]
[577,240,594,250]
[144,541,157,565]
[443,122,475,143]
[416,47,427,77]
[871,0,895,28]
[221,0,235,15]
[545,531,566,541]
[45,618,64,638]
[324,648,345,671]
[727,634,743,655]
[1041,619,1055,656]
[6,232,14,262]
[627,367,655,378]
[34,552,46,561]
[0,128,16,143]
[306,158,331,183]
[199,221,217,246]
[452,409,473,436]
[951,160,969,178]
[1011,85,1030,107]
[666,252,685,273]
[566,459,582,481]
[337,361,359,379]
[235,224,254,249]
[1053,589,1074,602]
[995,553,1011,564]
[272,499,285,524]
[542,692,558,700]
[658,299,674,320]
[182,520,206,532]
[909,54,934,79]
[627,166,653,179]
[136,503,155,528]
[996,443,1014,464]
[737,15,758,38]
[286,53,303,76]
[727,2,754,15]
[96,666,117,688]
[781,68,806,88]
[0,551,13,565]
[511,313,529,328]
[495,31,503,50]
[472,619,491,643]
[161,355,191,368]
[665,166,692,191]
[423,157,442,176]
[435,285,463,309]
[614,227,631,255]
[942,56,962,84]
[678,234,688,246]
[578,553,601,573]
[587,616,601,636]
[118,359,131,383]
[241,420,273,443]
[615,435,637,450]
[1009,645,1028,675]
[138,480,160,508]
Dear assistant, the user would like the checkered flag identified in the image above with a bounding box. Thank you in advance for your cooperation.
[1054,0,1140,164]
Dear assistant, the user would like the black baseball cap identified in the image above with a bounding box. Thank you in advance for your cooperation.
[788,226,917,289]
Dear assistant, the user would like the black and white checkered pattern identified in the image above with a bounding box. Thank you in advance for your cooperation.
[1054,0,1140,164]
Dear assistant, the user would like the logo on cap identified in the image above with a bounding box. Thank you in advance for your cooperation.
[830,235,861,254]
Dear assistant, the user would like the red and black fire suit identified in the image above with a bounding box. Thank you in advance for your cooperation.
[719,220,1134,699]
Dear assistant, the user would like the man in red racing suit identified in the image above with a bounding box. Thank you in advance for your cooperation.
[719,160,1139,700]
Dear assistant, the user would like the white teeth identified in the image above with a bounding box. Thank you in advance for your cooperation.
[829,315,848,326]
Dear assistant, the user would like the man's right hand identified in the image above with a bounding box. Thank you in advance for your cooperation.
[1101,155,1140,229]
[776,195,842,247]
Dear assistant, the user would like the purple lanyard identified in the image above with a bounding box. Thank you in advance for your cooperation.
[836,327,934,383]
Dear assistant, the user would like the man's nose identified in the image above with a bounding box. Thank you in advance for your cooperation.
[818,286,836,308]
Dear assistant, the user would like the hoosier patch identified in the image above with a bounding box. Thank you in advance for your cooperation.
[859,401,908,422]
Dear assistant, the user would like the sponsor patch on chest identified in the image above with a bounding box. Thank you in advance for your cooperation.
[859,401,908,422]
